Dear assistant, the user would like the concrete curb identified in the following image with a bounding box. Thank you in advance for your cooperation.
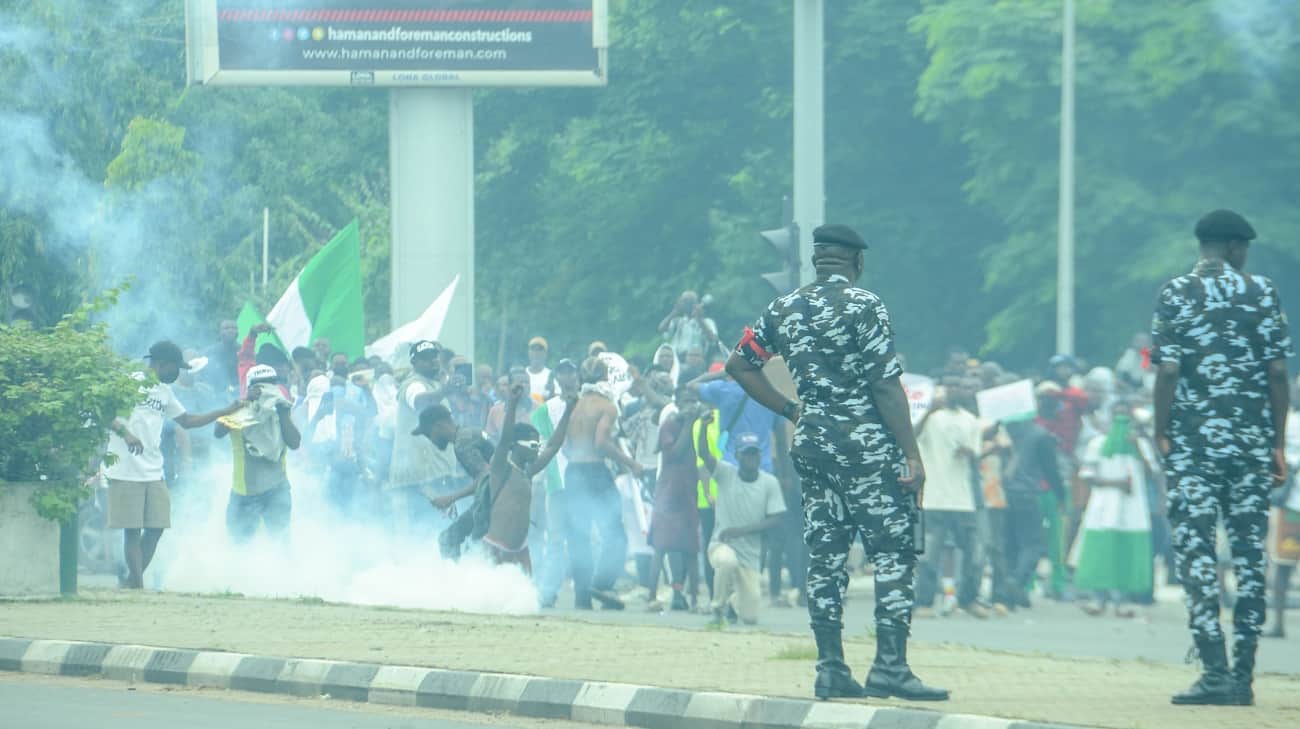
[0,636,1076,729]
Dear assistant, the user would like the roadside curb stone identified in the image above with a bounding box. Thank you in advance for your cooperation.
[0,636,1081,729]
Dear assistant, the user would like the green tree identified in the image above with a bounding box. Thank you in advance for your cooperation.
[912,0,1300,364]
[0,290,143,522]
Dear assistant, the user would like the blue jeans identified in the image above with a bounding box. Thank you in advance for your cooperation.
[227,483,292,544]
[564,463,627,608]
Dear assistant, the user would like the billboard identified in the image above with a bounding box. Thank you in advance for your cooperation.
[185,0,608,87]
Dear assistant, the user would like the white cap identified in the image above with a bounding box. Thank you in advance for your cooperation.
[246,364,278,385]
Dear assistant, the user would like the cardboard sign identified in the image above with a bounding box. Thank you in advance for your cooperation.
[976,379,1037,423]
[901,373,935,426]
[598,352,634,397]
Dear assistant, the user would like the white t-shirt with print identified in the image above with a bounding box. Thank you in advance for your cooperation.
[916,407,982,512]
[105,373,186,482]
[527,367,552,400]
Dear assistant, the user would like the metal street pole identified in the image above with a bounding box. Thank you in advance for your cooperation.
[1056,0,1076,356]
[793,0,824,286]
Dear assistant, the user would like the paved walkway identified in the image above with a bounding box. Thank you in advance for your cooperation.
[545,583,1300,674]
[0,591,1296,728]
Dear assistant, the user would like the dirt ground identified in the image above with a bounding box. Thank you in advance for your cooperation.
[1,591,1296,729]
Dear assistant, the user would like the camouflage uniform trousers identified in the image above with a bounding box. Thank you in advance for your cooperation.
[1165,445,1271,649]
[792,454,918,633]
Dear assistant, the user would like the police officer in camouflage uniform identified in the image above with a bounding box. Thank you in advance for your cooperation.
[1153,209,1291,706]
[726,224,947,702]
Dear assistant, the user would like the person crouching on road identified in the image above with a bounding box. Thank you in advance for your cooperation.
[698,424,786,628]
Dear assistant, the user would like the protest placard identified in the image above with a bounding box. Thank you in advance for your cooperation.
[976,379,1037,423]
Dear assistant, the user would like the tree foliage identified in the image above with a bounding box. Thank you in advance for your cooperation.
[0,289,143,522]
[2,1,1297,372]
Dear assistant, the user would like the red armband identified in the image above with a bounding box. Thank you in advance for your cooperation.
[737,326,772,363]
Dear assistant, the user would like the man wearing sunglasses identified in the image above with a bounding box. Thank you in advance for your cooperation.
[481,383,577,573]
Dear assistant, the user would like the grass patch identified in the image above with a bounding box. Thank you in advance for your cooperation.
[771,644,817,661]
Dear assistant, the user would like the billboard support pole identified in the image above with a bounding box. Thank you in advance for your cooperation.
[389,88,476,363]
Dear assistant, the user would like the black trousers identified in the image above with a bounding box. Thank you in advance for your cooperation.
[765,506,808,597]
[1005,490,1045,594]
[915,510,981,608]
[699,506,716,599]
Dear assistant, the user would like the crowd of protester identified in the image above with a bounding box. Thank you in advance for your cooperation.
[98,290,1298,634]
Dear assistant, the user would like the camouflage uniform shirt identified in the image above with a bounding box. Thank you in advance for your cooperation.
[1151,259,1293,459]
[737,274,903,469]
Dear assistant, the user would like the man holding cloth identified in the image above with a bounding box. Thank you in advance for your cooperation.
[216,364,301,543]
[726,224,946,702]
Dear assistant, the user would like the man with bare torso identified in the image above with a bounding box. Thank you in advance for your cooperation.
[562,357,645,609]
[480,384,576,574]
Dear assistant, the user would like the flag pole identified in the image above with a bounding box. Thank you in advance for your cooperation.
[262,207,270,292]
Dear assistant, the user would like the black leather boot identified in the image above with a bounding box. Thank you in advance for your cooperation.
[863,626,949,701]
[1230,638,1257,706]
[1171,638,1240,705]
[812,626,865,700]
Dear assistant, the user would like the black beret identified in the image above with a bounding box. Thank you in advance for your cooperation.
[1195,209,1256,243]
[812,224,868,250]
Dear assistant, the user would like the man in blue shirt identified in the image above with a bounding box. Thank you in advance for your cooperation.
[687,369,782,472]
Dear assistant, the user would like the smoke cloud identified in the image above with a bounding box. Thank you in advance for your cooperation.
[1210,0,1298,80]
[1,9,215,355]
[149,457,540,615]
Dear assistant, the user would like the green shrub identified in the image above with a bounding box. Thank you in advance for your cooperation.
[0,289,143,522]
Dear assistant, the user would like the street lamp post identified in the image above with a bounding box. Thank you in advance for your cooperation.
[1056,0,1076,357]
[793,0,824,286]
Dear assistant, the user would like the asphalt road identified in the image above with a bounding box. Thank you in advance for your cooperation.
[0,674,600,729]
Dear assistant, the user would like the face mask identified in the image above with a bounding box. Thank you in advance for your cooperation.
[158,369,179,384]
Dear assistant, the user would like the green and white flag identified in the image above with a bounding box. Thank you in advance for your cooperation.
[236,300,284,353]
[267,219,366,359]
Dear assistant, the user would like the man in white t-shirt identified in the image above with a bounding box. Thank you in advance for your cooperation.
[698,425,787,626]
[106,341,242,589]
[389,340,457,540]
[526,336,552,401]
[914,377,986,618]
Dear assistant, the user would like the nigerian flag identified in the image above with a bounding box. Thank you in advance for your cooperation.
[236,301,284,353]
[267,219,365,358]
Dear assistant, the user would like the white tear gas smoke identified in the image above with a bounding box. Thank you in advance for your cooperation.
[1210,0,1298,80]
[149,455,540,615]
[0,11,211,356]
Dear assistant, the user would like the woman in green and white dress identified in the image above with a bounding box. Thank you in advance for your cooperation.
[1072,402,1154,617]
